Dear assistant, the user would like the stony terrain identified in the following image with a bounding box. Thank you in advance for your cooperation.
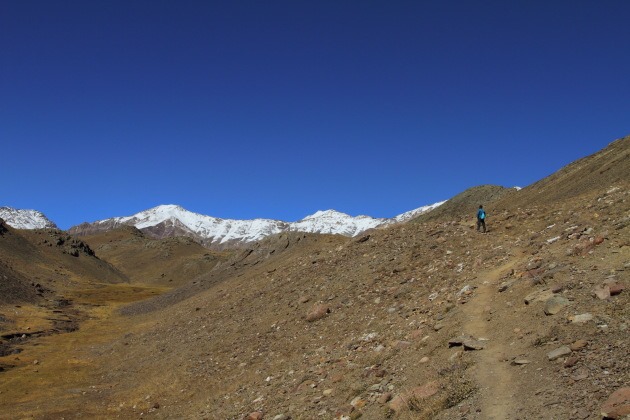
[0,135,628,419]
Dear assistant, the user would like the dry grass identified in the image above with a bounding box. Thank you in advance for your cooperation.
[0,283,163,418]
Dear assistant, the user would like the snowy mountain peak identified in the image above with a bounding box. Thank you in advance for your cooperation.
[116,204,214,228]
[302,209,351,220]
[147,204,186,213]
[291,209,389,237]
[0,207,58,230]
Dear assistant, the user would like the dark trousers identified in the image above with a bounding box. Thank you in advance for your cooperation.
[477,218,486,232]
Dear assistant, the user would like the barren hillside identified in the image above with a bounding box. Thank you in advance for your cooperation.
[80,225,231,287]
[91,180,628,420]
[0,136,628,419]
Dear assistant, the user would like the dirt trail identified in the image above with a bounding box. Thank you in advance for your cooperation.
[461,259,521,419]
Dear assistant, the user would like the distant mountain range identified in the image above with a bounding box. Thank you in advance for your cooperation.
[0,202,444,249]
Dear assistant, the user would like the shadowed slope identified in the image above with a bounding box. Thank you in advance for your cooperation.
[80,225,230,287]
[0,220,128,305]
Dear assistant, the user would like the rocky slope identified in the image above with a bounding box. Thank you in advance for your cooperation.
[0,135,628,419]
[0,219,40,304]
[91,135,630,419]
[505,135,630,207]
[412,185,516,223]
[0,219,127,305]
[92,177,629,420]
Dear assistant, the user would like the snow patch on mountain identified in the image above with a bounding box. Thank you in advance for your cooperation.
[393,200,447,222]
[0,207,58,230]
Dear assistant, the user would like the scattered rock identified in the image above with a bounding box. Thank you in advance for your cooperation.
[247,411,264,420]
[448,335,468,347]
[594,285,611,300]
[512,359,531,365]
[389,381,439,412]
[575,408,590,419]
[306,304,330,322]
[334,405,354,418]
[457,285,475,297]
[569,340,588,351]
[394,340,412,349]
[547,236,561,244]
[331,374,344,383]
[551,284,564,293]
[563,356,579,368]
[463,339,486,351]
[447,334,486,350]
[408,329,424,340]
[377,392,392,404]
[601,387,630,419]
[547,346,571,361]
[571,368,589,381]
[524,289,554,305]
[419,356,429,363]
[609,283,625,296]
[569,313,593,323]
[544,296,570,315]
[498,282,510,292]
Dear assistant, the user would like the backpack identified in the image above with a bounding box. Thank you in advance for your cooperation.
[479,210,486,220]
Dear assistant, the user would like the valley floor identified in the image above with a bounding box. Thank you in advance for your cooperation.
[0,283,165,419]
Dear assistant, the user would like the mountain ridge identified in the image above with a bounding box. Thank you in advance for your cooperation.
[65,202,446,248]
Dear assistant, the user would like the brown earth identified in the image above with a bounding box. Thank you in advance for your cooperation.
[0,135,628,419]
[79,225,231,287]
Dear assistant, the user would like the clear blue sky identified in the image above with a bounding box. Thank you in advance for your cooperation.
[2,1,629,229]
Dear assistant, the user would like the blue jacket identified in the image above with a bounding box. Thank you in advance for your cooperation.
[477,209,486,220]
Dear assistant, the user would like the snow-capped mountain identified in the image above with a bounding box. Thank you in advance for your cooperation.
[69,205,289,248]
[289,209,388,237]
[0,207,58,230]
[68,202,444,249]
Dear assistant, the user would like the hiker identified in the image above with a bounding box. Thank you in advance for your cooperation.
[477,205,486,233]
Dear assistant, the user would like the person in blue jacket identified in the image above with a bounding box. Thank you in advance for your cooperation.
[477,205,487,233]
